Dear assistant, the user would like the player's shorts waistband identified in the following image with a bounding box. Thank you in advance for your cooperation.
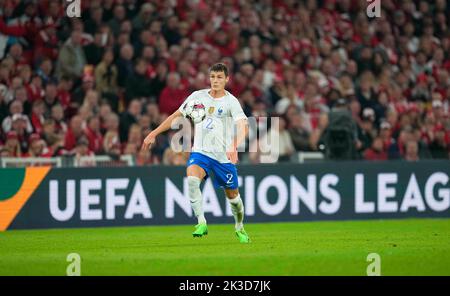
[190,151,231,164]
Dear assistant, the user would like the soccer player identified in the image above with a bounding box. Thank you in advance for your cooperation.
[141,63,250,243]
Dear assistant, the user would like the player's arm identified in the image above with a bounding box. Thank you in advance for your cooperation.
[141,110,183,151]
[232,118,249,151]
[227,118,249,164]
[227,97,249,163]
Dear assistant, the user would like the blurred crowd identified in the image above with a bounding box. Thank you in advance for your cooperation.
[0,0,449,165]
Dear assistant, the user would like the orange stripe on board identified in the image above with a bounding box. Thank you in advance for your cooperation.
[0,167,51,231]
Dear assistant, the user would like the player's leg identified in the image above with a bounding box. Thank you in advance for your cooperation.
[211,160,250,243]
[224,188,250,243]
[224,188,244,230]
[187,164,208,237]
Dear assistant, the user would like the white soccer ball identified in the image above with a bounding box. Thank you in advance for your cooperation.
[185,100,206,124]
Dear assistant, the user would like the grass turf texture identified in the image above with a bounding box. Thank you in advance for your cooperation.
[0,218,449,275]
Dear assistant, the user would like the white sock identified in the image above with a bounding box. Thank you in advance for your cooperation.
[228,194,244,230]
[188,176,206,224]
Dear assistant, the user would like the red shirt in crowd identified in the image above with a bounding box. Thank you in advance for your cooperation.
[57,89,71,109]
[158,86,190,115]
[364,149,388,161]
[33,26,59,61]
[0,18,27,36]
[64,129,80,151]
[30,112,44,135]
[85,127,103,153]
[26,84,44,102]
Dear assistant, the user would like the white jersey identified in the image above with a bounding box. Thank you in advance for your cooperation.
[178,89,247,163]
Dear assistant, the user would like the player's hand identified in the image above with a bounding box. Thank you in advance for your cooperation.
[141,132,156,151]
[227,146,238,164]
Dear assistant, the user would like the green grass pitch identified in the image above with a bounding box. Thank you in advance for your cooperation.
[0,218,449,275]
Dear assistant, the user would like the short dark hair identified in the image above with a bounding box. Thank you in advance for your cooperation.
[209,63,229,77]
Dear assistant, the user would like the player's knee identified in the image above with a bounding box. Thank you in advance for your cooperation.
[187,176,201,196]
[187,165,205,180]
[225,189,239,199]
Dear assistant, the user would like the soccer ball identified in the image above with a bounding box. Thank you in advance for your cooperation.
[184,100,206,124]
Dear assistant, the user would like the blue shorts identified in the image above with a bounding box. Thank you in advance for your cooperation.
[187,152,239,189]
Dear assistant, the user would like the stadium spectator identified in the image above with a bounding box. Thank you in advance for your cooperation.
[0,84,8,120]
[108,4,127,37]
[288,113,311,151]
[85,116,103,154]
[125,58,153,103]
[158,72,189,115]
[30,100,45,135]
[23,133,52,158]
[3,131,21,157]
[35,58,53,86]
[148,61,168,99]
[162,147,179,166]
[116,43,134,88]
[72,73,96,107]
[404,140,420,162]
[2,100,32,134]
[42,82,59,117]
[84,31,105,66]
[429,124,449,159]
[104,112,119,135]
[98,102,113,132]
[95,49,119,110]
[123,142,138,156]
[119,99,141,143]
[56,30,87,80]
[50,104,68,135]
[388,127,413,160]
[0,147,10,157]
[73,136,96,166]
[364,137,388,161]
[172,151,188,166]
[275,83,303,114]
[81,89,100,115]
[135,147,157,166]
[65,115,85,152]
[0,0,448,166]
[126,124,143,150]
[108,142,122,158]
[56,76,73,111]
[253,116,295,163]
[103,130,120,153]
[84,5,104,36]
[357,108,377,153]
[34,19,59,62]
[132,3,155,33]
[41,118,63,155]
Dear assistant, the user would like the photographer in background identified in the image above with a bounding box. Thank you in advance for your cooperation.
[320,98,359,160]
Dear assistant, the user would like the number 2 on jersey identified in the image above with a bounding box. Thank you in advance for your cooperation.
[205,117,213,129]
[226,173,233,184]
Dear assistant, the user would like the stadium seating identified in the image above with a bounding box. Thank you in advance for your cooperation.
[0,0,448,166]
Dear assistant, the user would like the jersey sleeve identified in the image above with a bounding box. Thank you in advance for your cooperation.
[230,97,247,122]
[178,91,198,117]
